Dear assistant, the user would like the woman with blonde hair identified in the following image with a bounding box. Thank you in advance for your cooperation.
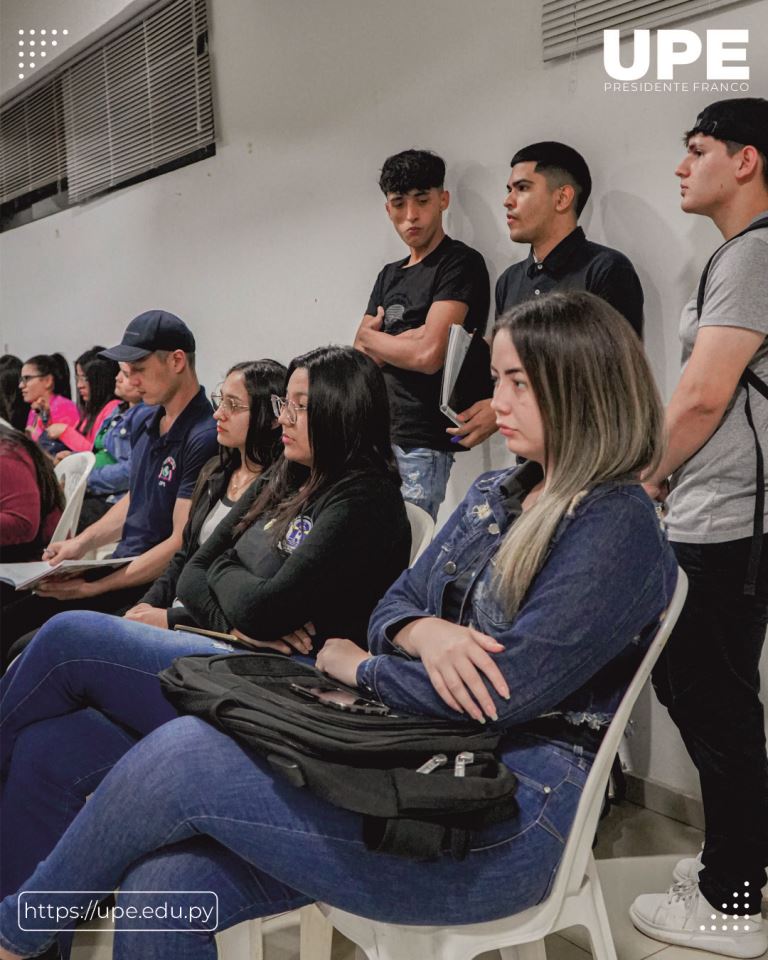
[0,294,677,960]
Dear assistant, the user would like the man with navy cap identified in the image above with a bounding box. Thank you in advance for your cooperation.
[2,310,218,651]
[449,141,644,447]
[631,98,768,956]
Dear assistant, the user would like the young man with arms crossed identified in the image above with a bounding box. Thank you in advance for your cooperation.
[631,97,768,958]
[354,149,490,519]
[450,142,644,448]
[2,311,218,655]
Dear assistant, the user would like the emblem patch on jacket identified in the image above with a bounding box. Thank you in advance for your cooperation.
[282,515,313,552]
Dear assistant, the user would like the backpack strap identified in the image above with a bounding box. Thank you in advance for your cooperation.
[695,216,768,596]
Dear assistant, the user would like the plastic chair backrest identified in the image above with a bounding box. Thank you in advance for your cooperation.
[404,501,435,565]
[548,567,688,905]
[50,452,96,543]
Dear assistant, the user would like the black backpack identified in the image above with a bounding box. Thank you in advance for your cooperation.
[695,215,768,595]
[159,653,518,861]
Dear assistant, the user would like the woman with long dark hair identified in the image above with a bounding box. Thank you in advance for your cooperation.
[0,346,411,906]
[20,354,79,452]
[52,347,120,454]
[0,357,29,433]
[0,425,64,563]
[0,295,679,960]
[124,358,287,629]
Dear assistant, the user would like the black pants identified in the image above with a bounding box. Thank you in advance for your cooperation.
[652,535,768,916]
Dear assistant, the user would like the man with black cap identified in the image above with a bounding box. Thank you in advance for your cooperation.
[2,310,218,655]
[448,141,644,448]
[631,99,768,957]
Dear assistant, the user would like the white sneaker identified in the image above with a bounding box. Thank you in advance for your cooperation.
[630,880,768,958]
[672,852,768,903]
[673,851,703,883]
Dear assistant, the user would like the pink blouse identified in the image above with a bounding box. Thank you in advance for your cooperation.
[59,399,121,452]
[25,394,80,442]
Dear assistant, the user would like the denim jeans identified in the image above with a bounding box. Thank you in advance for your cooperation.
[0,715,588,959]
[0,611,243,898]
[394,445,454,521]
[652,535,768,916]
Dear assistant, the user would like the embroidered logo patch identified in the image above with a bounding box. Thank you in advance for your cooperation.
[282,515,313,552]
[158,456,177,486]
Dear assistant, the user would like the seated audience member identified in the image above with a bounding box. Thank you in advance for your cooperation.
[20,354,79,454]
[0,345,411,900]
[72,368,154,530]
[0,357,29,432]
[124,358,287,629]
[0,310,218,655]
[53,347,120,453]
[450,142,644,449]
[0,425,64,564]
[354,149,490,520]
[49,353,73,400]
[0,295,677,958]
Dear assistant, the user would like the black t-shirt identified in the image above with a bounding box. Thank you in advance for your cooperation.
[494,227,644,337]
[366,235,490,451]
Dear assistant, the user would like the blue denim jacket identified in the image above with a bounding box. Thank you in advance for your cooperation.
[358,465,678,735]
[87,403,155,499]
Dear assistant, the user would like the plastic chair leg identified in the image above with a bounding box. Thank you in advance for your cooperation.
[501,941,547,960]
[299,904,334,960]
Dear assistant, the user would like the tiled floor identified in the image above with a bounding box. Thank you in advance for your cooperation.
[72,801,767,960]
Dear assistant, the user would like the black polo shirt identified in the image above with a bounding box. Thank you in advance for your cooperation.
[113,387,218,558]
[494,227,644,337]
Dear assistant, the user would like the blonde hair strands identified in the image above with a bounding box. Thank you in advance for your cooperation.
[493,291,665,615]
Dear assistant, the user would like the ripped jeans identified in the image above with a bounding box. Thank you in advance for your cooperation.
[394,445,455,521]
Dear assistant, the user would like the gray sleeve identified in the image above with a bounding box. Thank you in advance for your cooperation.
[700,234,768,336]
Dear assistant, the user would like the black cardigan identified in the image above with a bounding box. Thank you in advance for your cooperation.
[175,471,411,651]
[139,457,265,628]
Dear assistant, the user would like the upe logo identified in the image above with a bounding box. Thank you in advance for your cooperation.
[604,29,749,81]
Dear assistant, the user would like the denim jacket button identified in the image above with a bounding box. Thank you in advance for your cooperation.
[543,786,552,794]
[488,522,500,535]
[443,560,457,575]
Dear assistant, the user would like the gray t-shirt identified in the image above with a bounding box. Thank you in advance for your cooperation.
[666,213,768,544]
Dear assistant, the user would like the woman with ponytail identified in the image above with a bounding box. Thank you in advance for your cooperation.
[19,354,79,453]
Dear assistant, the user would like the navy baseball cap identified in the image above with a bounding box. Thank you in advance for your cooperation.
[101,310,196,362]
[688,98,768,155]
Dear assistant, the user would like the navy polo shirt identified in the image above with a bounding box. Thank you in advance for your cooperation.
[113,387,218,558]
[494,226,644,337]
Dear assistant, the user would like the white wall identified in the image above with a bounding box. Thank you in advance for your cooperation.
[1,0,767,802]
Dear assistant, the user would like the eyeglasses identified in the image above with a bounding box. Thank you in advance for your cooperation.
[271,395,308,426]
[19,374,45,385]
[211,392,249,415]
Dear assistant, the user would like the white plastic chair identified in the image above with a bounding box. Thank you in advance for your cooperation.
[310,569,689,960]
[404,501,435,565]
[49,452,95,543]
[216,904,332,960]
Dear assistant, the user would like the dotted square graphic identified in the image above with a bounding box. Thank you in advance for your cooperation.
[16,28,68,79]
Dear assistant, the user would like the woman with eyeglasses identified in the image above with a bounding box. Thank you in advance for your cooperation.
[122,359,287,630]
[0,296,677,960]
[19,354,79,453]
[50,348,120,458]
[0,345,411,908]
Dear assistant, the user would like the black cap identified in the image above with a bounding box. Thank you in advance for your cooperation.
[689,98,768,156]
[510,141,592,215]
[101,310,195,362]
